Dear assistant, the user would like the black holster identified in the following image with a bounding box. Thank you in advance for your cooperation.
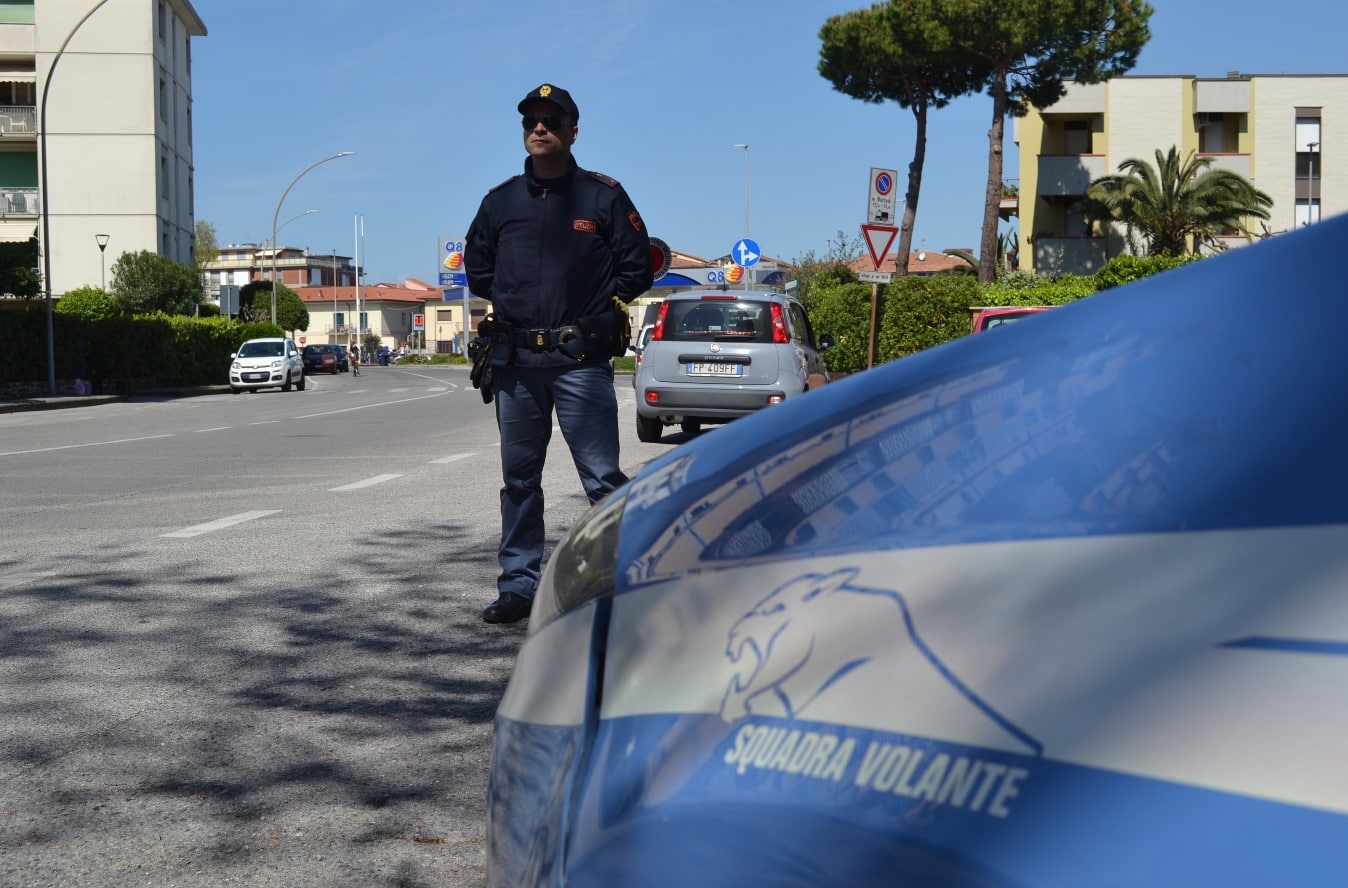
[577,303,631,359]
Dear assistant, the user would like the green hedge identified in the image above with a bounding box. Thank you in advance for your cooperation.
[0,302,283,389]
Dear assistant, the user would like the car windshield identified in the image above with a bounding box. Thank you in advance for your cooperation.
[239,341,283,357]
[664,299,771,342]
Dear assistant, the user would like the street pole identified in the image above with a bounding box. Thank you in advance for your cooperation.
[95,233,109,290]
[733,143,749,290]
[270,151,352,325]
[40,0,115,396]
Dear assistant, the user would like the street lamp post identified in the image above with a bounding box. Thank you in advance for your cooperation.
[1307,140,1320,226]
[39,0,115,396]
[733,144,749,290]
[95,233,109,290]
[732,143,749,237]
[270,151,353,325]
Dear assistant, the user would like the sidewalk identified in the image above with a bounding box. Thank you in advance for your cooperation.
[0,385,231,414]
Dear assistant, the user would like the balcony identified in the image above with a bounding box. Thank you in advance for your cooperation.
[0,105,34,136]
[1033,237,1107,276]
[1037,155,1107,196]
[999,179,1019,221]
[1197,152,1251,179]
[1,187,38,215]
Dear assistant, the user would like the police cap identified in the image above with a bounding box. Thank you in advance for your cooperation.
[517,83,579,121]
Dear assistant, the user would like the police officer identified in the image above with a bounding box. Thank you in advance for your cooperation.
[465,83,654,624]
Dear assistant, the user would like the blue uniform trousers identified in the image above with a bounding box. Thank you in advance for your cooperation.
[494,360,628,599]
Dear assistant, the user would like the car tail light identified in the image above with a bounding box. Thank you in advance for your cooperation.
[770,303,790,343]
[653,302,670,341]
[645,391,660,404]
[768,395,785,405]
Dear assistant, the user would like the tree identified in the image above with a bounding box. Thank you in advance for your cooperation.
[238,280,309,333]
[0,240,41,299]
[789,229,864,307]
[819,2,990,276]
[1081,146,1273,256]
[939,0,1154,281]
[109,250,206,314]
[194,220,220,276]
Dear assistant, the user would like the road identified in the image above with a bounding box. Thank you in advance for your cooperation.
[0,363,675,887]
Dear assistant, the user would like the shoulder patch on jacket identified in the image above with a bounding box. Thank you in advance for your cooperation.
[487,175,520,195]
[586,170,620,189]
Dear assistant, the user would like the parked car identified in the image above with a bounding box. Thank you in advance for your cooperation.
[334,344,350,372]
[301,344,342,374]
[229,337,304,393]
[630,323,656,381]
[488,216,1348,887]
[633,291,833,442]
[969,304,1055,333]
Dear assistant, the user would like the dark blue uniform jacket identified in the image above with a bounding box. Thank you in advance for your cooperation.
[465,156,653,366]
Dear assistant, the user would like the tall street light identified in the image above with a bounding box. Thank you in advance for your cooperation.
[39,0,115,396]
[95,233,109,290]
[732,144,749,237]
[271,151,353,325]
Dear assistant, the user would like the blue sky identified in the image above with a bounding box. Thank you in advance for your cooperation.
[189,0,1343,284]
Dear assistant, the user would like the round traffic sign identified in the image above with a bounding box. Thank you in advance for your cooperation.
[874,171,894,195]
[732,238,761,268]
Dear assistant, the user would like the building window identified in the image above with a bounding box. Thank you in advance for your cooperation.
[159,78,168,121]
[1063,120,1092,155]
[158,1,166,41]
[335,312,346,327]
[161,156,169,197]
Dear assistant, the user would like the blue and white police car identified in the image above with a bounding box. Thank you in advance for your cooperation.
[488,216,1348,886]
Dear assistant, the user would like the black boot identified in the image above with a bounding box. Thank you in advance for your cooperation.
[482,591,532,624]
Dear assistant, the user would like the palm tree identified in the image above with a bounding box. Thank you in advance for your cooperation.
[1081,146,1272,256]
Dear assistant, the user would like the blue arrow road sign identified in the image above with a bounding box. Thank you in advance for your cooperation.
[732,238,761,267]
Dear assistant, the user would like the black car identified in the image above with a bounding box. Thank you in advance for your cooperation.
[301,344,342,374]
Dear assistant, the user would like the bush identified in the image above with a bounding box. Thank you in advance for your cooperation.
[808,281,874,375]
[1094,253,1202,291]
[877,275,981,362]
[54,286,124,321]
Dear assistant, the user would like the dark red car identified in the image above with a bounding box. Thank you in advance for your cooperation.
[301,344,341,374]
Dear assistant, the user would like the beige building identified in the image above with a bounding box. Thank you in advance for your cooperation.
[1012,73,1345,275]
[0,0,205,295]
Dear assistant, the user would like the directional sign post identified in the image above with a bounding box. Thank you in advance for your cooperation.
[731,237,760,290]
[860,222,900,371]
[868,167,899,225]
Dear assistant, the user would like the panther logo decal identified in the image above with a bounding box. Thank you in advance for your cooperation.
[719,567,1041,755]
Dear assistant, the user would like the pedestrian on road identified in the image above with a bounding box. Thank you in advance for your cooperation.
[465,82,654,624]
[350,343,361,376]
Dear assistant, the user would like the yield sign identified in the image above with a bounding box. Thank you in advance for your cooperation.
[861,223,900,270]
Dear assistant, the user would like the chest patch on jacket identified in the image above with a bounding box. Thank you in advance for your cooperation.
[573,219,598,233]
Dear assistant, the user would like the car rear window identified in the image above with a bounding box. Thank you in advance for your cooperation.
[663,299,771,343]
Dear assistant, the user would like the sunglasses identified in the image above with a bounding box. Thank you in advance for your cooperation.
[521,113,566,132]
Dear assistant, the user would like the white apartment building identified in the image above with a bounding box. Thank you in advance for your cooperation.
[0,0,205,295]
[1012,73,1345,276]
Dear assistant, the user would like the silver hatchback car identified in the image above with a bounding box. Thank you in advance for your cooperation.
[633,290,833,442]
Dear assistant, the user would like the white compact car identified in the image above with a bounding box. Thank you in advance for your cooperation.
[229,337,305,393]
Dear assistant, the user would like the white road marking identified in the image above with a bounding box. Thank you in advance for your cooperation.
[195,426,232,433]
[162,510,280,538]
[294,391,448,419]
[329,473,403,491]
[430,452,473,464]
[388,388,410,393]
[0,434,173,458]
[249,420,281,425]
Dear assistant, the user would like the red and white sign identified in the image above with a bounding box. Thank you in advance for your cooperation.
[861,224,899,270]
[299,336,307,345]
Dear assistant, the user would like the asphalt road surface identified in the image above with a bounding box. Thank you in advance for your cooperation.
[0,363,676,887]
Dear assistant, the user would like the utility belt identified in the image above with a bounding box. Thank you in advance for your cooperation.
[478,307,630,365]
[507,323,586,355]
